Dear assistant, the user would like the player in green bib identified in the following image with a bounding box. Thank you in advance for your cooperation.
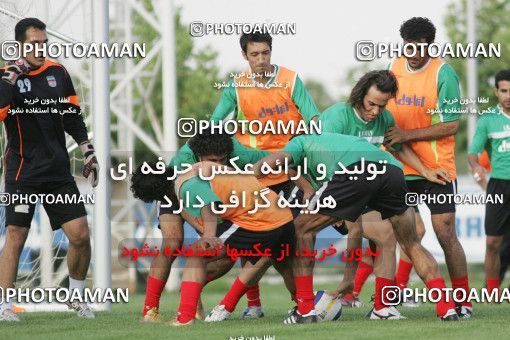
[468,70,510,296]
[318,71,450,315]
[319,96,449,182]
[254,132,459,323]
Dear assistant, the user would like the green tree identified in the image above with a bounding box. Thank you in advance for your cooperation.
[130,4,222,159]
[341,62,386,99]
[445,0,510,104]
[304,79,334,112]
[444,0,510,172]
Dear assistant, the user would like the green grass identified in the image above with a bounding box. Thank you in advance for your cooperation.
[2,269,510,340]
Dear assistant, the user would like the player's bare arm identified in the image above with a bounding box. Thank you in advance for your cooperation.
[288,169,315,202]
[467,153,489,191]
[200,205,221,250]
[329,218,363,298]
[396,143,451,185]
[384,120,459,146]
[253,152,293,179]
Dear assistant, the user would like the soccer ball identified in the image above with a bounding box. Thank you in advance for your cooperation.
[314,290,343,322]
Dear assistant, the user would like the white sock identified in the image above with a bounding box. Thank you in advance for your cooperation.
[0,301,13,311]
[69,277,85,296]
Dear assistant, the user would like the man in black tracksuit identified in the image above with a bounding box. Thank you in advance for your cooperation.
[0,18,99,321]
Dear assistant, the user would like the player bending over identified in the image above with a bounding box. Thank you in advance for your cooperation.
[254,133,460,323]
[131,161,296,326]
[319,70,450,316]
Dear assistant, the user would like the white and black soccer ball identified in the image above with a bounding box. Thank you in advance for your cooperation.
[314,290,343,322]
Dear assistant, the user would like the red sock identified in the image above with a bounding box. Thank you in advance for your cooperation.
[142,276,166,316]
[177,281,203,323]
[220,278,250,312]
[295,275,315,315]
[451,275,472,307]
[395,259,413,289]
[426,278,455,317]
[353,261,374,296]
[375,277,395,311]
[246,283,261,307]
[487,278,500,296]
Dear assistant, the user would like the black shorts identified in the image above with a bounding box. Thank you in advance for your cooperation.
[216,220,295,265]
[268,180,294,199]
[4,180,87,230]
[405,179,458,214]
[485,178,510,236]
[286,187,348,234]
[313,162,409,222]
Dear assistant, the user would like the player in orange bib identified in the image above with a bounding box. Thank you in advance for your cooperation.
[208,33,321,315]
[131,161,296,326]
[384,17,472,318]
[211,33,320,153]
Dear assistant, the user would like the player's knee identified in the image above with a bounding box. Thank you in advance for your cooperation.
[435,233,453,252]
[7,226,29,250]
[155,253,176,267]
[401,242,426,262]
[68,227,91,249]
[415,223,426,239]
[438,226,461,250]
[433,218,456,239]
[294,219,314,238]
[160,226,182,240]
[185,256,204,268]
[293,217,305,232]
[157,246,178,266]
[205,257,233,280]
[486,237,502,254]
[162,238,183,253]
[390,210,415,238]
[398,239,414,256]
[380,232,397,250]
[295,227,314,242]
[395,226,420,251]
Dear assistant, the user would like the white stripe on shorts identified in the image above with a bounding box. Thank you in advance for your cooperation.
[218,223,239,242]
[307,182,329,211]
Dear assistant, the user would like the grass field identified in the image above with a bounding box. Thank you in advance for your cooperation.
[2,266,510,340]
